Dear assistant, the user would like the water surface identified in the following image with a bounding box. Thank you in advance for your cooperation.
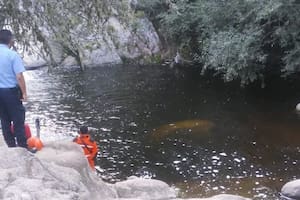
[24,65,300,199]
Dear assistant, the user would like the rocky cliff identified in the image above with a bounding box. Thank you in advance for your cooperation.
[20,0,161,68]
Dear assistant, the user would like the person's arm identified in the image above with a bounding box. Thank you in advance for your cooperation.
[12,51,27,101]
[90,142,98,159]
[16,72,27,101]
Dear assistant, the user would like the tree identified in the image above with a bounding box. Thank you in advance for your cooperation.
[141,0,300,86]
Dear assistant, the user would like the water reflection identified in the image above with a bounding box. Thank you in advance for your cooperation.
[24,65,300,199]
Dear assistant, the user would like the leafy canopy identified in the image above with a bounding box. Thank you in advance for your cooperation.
[141,0,300,85]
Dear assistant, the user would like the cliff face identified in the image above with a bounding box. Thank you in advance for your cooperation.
[22,0,161,68]
[60,15,161,68]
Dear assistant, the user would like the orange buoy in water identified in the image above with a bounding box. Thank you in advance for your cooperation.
[27,136,43,151]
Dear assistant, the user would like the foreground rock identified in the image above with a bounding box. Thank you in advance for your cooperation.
[115,176,175,199]
[281,179,300,200]
[185,194,250,200]
[0,141,117,199]
[0,140,251,200]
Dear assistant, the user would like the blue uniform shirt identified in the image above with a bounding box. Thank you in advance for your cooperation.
[0,44,25,88]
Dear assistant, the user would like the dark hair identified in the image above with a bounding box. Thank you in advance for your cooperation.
[0,29,13,44]
[79,126,89,134]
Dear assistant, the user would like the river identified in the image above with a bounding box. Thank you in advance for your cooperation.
[24,65,300,199]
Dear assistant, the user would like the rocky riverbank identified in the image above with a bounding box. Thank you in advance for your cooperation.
[0,136,298,200]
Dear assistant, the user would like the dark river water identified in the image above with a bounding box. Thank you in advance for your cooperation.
[24,65,299,199]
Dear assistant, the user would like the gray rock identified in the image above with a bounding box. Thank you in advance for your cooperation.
[296,103,300,112]
[114,176,176,199]
[281,179,300,200]
[180,194,251,200]
[106,16,160,61]
[208,194,251,200]
[0,141,118,200]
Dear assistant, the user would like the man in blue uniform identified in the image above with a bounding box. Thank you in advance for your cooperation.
[0,29,28,148]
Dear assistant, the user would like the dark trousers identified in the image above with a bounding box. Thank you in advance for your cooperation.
[0,88,27,148]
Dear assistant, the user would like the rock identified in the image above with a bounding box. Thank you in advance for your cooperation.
[114,176,176,199]
[81,44,123,67]
[128,0,138,10]
[106,16,160,61]
[0,141,118,200]
[208,194,251,200]
[47,40,64,65]
[34,15,160,68]
[281,179,300,200]
[177,194,251,200]
[61,56,78,67]
[50,31,123,68]
[23,43,48,68]
[296,103,300,111]
[180,194,251,200]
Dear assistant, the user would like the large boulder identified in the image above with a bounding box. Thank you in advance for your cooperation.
[179,194,251,200]
[106,16,160,60]
[202,194,251,200]
[0,141,118,199]
[281,179,300,200]
[114,176,176,199]
[60,33,123,68]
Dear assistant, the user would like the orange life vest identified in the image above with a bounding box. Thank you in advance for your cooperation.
[73,134,98,170]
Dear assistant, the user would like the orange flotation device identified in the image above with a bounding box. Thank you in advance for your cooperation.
[11,119,44,151]
[27,136,43,151]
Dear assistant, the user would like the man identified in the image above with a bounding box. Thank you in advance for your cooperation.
[73,126,98,170]
[0,29,28,148]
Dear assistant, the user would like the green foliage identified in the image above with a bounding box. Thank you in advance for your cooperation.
[201,28,266,85]
[270,3,300,76]
[142,0,300,85]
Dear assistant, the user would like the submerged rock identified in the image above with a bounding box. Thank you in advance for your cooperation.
[151,119,215,142]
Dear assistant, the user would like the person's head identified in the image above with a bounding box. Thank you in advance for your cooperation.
[0,29,14,46]
[79,126,89,134]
